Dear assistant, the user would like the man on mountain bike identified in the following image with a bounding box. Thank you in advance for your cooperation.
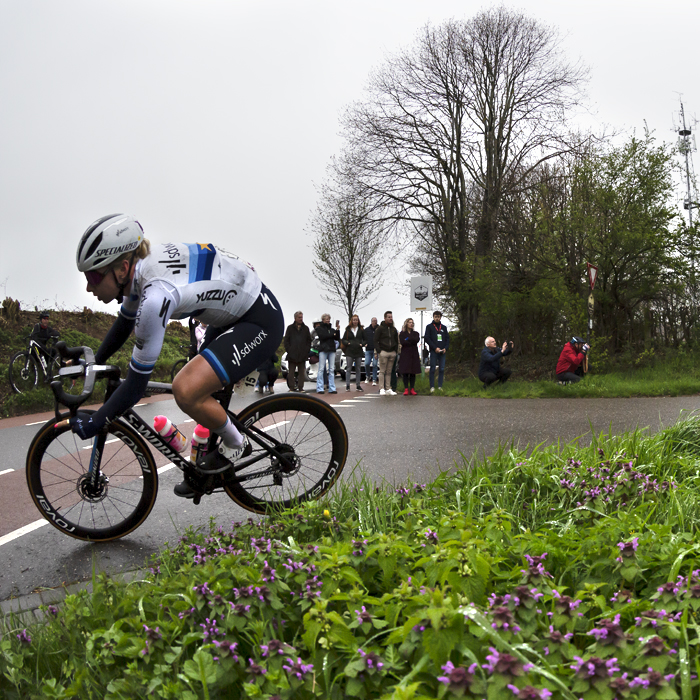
[31,311,60,360]
[71,213,284,497]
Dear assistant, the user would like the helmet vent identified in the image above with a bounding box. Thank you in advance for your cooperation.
[84,232,103,262]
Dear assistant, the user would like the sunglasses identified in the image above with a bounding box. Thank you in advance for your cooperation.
[85,270,107,286]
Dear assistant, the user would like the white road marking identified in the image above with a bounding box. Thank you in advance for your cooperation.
[182,419,195,423]
[0,520,49,547]
[262,421,290,431]
[81,438,119,450]
[0,469,14,476]
[140,463,177,479]
[25,420,47,426]
[340,400,369,403]
[135,403,147,407]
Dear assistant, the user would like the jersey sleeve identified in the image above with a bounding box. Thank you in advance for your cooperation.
[130,280,179,375]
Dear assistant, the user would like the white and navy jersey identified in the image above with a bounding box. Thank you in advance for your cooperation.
[120,243,262,375]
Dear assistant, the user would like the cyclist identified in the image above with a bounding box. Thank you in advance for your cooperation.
[71,213,284,498]
[31,311,60,360]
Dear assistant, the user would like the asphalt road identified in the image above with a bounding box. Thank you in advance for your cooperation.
[1,383,698,600]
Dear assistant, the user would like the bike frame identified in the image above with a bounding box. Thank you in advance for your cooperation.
[28,338,55,378]
[80,377,298,496]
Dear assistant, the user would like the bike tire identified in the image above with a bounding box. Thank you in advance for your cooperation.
[170,358,188,382]
[26,413,159,542]
[224,394,348,513]
[9,351,38,394]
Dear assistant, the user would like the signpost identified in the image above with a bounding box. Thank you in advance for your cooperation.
[410,276,433,370]
[585,263,598,373]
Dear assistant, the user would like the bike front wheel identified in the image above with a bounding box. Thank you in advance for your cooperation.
[26,414,158,542]
[225,394,348,513]
[9,351,38,394]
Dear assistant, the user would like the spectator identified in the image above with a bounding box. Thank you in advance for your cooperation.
[283,311,312,392]
[363,316,379,386]
[315,313,340,394]
[194,322,208,352]
[31,311,59,360]
[424,311,449,393]
[398,318,421,395]
[341,314,366,392]
[556,336,589,384]
[479,337,513,387]
[374,310,399,396]
[256,354,279,394]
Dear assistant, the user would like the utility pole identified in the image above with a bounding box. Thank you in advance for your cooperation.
[676,99,698,227]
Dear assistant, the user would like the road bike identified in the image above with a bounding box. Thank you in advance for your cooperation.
[9,336,63,394]
[25,342,349,542]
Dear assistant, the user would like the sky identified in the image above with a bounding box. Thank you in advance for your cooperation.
[1,0,698,336]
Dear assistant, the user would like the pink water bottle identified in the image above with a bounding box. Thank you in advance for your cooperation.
[190,424,210,463]
[153,415,188,453]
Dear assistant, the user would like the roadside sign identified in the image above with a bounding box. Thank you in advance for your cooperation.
[588,293,594,315]
[586,263,598,291]
[410,276,433,312]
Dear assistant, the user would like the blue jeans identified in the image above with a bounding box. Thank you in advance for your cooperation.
[429,350,446,388]
[365,349,378,382]
[317,350,336,392]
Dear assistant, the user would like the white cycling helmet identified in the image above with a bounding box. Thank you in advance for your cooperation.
[76,214,144,272]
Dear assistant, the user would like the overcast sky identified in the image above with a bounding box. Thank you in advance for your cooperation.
[1,0,698,333]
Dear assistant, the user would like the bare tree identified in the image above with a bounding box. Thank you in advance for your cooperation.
[342,7,587,338]
[310,179,384,319]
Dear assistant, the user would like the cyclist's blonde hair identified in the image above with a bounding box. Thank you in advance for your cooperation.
[107,240,150,271]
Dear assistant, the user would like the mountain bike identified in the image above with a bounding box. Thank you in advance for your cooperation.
[9,336,63,394]
[25,342,349,542]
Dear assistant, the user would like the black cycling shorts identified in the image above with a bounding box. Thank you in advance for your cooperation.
[199,284,284,385]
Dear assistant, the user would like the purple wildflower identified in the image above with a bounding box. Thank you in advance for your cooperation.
[437,660,478,691]
[282,657,314,680]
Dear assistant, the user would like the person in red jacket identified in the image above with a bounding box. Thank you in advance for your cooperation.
[556,336,590,384]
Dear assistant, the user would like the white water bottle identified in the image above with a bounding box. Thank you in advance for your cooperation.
[153,415,188,453]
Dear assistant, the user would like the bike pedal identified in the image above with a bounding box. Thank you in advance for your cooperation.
[193,494,202,505]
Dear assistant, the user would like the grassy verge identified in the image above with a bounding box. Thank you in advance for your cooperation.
[4,420,700,698]
[419,358,700,398]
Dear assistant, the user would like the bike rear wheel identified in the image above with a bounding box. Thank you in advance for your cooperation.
[26,414,158,542]
[9,351,38,394]
[224,394,348,513]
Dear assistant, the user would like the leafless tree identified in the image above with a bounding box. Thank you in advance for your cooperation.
[310,177,384,320]
[341,7,587,337]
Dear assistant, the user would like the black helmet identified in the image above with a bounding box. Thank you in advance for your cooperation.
[570,336,585,344]
[40,311,50,319]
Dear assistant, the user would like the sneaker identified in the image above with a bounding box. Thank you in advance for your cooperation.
[380,388,386,395]
[430,387,435,394]
[372,381,377,386]
[357,386,363,392]
[329,389,337,394]
[387,389,397,396]
[410,388,417,396]
[254,387,261,393]
[346,385,351,391]
[317,390,325,394]
[268,386,275,394]
[403,388,409,395]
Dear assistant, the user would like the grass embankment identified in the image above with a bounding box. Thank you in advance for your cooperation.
[0,305,190,418]
[4,419,700,698]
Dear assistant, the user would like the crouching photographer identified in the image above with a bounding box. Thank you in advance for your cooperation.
[478,337,513,387]
[556,336,590,384]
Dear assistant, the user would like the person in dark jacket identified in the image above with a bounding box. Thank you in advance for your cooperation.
[398,318,421,395]
[283,311,312,391]
[256,354,279,394]
[31,311,60,360]
[374,311,399,395]
[479,337,513,387]
[315,313,340,394]
[424,311,449,393]
[363,317,379,385]
[556,336,589,384]
[341,314,366,391]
